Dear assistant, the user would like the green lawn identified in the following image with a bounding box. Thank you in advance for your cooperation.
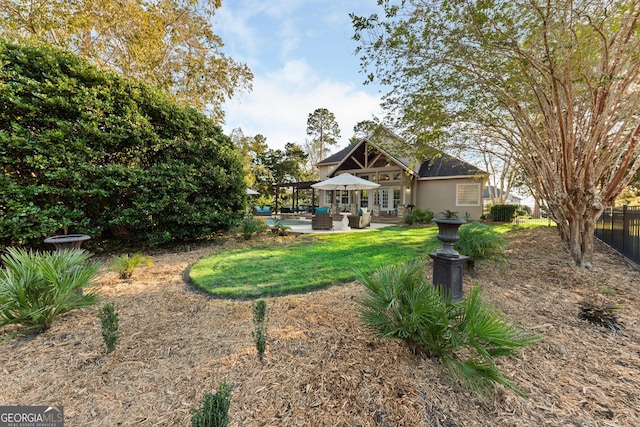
[188,224,544,299]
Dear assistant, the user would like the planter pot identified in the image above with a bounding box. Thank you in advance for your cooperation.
[432,218,466,258]
[44,234,90,251]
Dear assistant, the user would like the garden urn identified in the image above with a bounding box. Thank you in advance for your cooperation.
[432,218,466,258]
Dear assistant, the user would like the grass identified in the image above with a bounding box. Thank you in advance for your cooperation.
[189,224,546,299]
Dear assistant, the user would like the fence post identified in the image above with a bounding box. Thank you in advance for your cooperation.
[610,206,615,245]
[622,205,628,254]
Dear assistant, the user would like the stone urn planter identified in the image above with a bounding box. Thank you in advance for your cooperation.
[44,234,90,251]
[432,218,466,258]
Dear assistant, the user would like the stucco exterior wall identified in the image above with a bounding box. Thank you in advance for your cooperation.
[415,177,485,220]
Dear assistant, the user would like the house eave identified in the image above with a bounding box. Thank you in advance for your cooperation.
[418,175,488,181]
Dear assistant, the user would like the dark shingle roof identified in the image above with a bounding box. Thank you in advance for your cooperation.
[316,135,486,178]
[316,141,360,165]
[417,154,485,178]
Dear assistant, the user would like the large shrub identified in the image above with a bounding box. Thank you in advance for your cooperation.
[0,248,99,339]
[0,40,245,247]
[404,208,433,225]
[490,204,519,222]
[356,261,538,397]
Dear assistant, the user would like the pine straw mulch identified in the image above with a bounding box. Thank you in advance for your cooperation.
[1,227,639,426]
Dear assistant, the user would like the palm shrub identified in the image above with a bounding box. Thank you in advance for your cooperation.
[454,223,507,273]
[109,253,153,279]
[0,248,100,339]
[356,261,539,397]
[239,215,266,240]
[191,381,232,427]
[404,208,434,225]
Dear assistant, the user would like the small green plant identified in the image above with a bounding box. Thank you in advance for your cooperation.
[356,261,539,397]
[98,302,119,353]
[275,222,292,236]
[404,208,434,225]
[439,210,459,219]
[600,286,617,296]
[109,253,153,279]
[239,215,266,240]
[454,223,507,274]
[252,299,268,361]
[0,247,100,340]
[578,302,623,331]
[191,381,232,427]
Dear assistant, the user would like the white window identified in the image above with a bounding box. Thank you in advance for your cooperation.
[359,190,369,208]
[325,190,349,206]
[393,188,401,208]
[324,190,333,205]
[456,183,481,206]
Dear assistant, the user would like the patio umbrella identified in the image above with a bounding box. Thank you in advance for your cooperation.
[246,188,260,195]
[311,173,380,191]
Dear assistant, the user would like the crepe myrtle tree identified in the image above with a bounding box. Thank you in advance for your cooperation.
[0,0,253,121]
[352,0,640,268]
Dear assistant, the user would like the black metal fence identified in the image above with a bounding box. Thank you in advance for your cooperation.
[595,205,640,266]
[483,204,554,226]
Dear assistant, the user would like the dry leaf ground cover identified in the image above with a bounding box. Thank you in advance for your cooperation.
[1,226,639,426]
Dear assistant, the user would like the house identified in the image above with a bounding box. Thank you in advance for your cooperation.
[315,132,488,220]
[483,185,523,205]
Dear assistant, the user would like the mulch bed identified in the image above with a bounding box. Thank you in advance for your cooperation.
[1,227,639,426]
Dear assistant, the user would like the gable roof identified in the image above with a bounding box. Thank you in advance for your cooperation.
[417,154,486,179]
[317,133,486,179]
[317,142,359,166]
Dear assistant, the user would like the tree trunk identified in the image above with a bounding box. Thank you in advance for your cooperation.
[564,208,600,269]
[567,216,584,267]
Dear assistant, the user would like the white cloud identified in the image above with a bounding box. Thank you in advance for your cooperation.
[222,59,382,151]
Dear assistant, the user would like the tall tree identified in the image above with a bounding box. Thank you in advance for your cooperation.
[231,129,272,196]
[0,0,252,121]
[263,143,309,185]
[305,107,341,168]
[351,119,379,143]
[352,0,640,268]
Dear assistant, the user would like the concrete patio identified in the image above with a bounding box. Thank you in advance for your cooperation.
[269,215,402,234]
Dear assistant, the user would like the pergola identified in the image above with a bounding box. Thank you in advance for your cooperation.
[273,180,319,214]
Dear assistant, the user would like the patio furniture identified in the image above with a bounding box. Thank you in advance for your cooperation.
[253,206,272,216]
[312,212,333,230]
[348,211,371,229]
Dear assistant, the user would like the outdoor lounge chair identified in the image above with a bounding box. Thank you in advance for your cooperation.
[253,206,272,216]
[312,212,333,230]
[348,210,371,229]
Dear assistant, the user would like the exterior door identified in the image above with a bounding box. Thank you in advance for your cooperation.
[379,188,390,210]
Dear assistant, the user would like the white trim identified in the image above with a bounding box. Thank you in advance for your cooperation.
[456,183,481,206]
[419,175,484,181]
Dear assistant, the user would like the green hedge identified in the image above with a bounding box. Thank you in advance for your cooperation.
[490,204,519,222]
[0,40,245,247]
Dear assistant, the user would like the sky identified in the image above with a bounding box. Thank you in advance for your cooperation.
[214,0,384,152]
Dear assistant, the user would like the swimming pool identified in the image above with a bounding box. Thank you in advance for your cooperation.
[265,218,313,227]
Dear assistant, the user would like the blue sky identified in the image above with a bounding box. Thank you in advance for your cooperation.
[214,1,384,151]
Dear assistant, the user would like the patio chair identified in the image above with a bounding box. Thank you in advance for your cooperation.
[348,210,371,229]
[253,206,272,216]
[312,212,333,230]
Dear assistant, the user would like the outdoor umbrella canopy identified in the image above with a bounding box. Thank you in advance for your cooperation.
[246,188,260,195]
[311,173,380,191]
